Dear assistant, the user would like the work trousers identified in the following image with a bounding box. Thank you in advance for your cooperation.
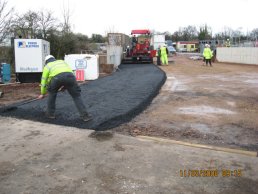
[161,54,168,65]
[157,56,161,66]
[205,59,212,66]
[47,72,88,117]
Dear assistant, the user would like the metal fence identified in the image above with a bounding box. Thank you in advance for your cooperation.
[199,40,258,53]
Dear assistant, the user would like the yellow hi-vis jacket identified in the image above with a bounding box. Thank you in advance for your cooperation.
[203,48,213,60]
[160,46,168,56]
[40,60,73,95]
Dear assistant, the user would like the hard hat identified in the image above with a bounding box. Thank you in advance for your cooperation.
[127,45,130,48]
[227,39,229,41]
[45,55,55,63]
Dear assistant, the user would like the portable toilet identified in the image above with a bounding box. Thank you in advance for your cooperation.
[0,63,11,83]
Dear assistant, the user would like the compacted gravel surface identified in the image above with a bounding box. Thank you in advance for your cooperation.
[0,64,166,130]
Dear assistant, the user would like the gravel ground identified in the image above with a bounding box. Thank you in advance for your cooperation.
[0,64,166,130]
[113,55,258,151]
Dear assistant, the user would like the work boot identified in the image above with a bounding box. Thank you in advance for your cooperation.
[81,113,92,122]
[45,112,55,119]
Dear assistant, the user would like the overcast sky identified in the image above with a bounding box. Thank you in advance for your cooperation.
[8,0,258,36]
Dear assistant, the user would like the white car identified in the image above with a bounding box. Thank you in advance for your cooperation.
[167,46,177,54]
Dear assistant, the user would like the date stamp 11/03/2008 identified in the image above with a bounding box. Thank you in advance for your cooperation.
[180,169,242,177]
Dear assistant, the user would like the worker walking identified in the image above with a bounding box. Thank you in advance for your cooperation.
[38,55,92,121]
[160,44,168,65]
[203,44,213,67]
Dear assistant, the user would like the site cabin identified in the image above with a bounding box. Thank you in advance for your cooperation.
[122,29,156,64]
[14,39,50,83]
[176,41,199,52]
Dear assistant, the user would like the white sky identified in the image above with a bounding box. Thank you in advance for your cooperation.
[8,0,258,36]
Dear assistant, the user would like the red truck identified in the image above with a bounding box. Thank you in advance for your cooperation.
[122,29,156,64]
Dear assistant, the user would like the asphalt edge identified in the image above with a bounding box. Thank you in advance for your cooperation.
[95,64,167,131]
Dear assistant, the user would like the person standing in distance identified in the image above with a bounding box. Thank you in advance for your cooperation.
[160,44,169,65]
[203,44,213,67]
[38,55,92,121]
[156,45,161,66]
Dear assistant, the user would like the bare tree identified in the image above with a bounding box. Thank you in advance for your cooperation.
[0,0,14,44]
[250,28,258,41]
[12,14,28,38]
[38,10,57,39]
[61,1,72,34]
[198,24,212,40]
[12,10,39,38]
[182,25,198,41]
[24,11,39,38]
[171,26,198,41]
[219,26,234,39]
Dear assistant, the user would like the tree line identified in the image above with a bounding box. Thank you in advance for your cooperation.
[165,25,258,42]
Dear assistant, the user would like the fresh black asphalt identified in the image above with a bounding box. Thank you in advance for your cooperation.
[0,64,166,130]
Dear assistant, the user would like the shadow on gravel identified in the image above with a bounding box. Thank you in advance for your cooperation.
[0,64,166,131]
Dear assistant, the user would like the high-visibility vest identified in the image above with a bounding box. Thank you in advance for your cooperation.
[160,46,167,56]
[203,48,213,59]
[40,60,73,94]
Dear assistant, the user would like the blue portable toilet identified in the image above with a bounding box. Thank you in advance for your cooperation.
[1,63,11,83]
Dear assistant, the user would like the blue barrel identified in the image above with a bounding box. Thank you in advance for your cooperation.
[2,63,11,83]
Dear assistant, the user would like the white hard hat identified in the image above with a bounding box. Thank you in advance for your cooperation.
[45,55,54,62]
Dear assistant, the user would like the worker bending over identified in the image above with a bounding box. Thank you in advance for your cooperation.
[38,55,92,121]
